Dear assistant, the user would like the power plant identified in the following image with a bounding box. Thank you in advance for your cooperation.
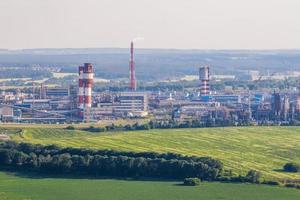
[0,42,299,125]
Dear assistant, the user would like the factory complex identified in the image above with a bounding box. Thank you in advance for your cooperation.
[0,42,300,125]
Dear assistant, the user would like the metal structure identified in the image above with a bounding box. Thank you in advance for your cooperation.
[0,103,67,120]
[78,63,94,121]
[129,41,137,91]
[199,66,210,96]
[272,92,281,117]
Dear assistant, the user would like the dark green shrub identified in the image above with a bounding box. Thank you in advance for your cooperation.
[246,170,262,183]
[217,176,231,182]
[84,126,105,132]
[229,176,246,183]
[285,183,297,188]
[124,124,133,131]
[283,163,300,173]
[183,178,201,186]
[263,180,281,186]
[65,125,75,130]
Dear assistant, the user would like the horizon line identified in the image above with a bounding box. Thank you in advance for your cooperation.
[2,47,300,51]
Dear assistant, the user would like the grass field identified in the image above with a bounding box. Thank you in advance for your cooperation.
[0,171,299,200]
[8,126,300,181]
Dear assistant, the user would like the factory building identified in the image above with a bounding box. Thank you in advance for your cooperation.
[78,63,94,121]
[199,66,210,96]
[20,98,73,111]
[22,99,51,110]
[45,87,70,97]
[90,92,149,119]
[198,94,241,104]
[0,106,14,121]
[92,103,115,120]
[212,95,241,104]
[40,85,74,98]
[115,92,148,117]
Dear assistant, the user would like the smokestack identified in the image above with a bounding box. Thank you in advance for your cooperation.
[78,63,94,120]
[129,41,137,91]
[199,66,210,96]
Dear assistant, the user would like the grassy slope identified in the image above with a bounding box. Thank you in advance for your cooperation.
[0,172,300,200]
[9,126,300,180]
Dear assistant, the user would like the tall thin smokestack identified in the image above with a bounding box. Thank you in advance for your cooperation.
[129,41,136,91]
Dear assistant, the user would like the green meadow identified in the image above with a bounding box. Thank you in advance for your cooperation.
[0,171,300,200]
[8,126,300,181]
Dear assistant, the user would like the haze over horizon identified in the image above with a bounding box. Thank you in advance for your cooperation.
[1,0,300,50]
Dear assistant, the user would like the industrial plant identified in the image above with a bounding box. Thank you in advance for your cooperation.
[0,42,299,126]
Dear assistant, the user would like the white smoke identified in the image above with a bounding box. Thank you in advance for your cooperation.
[132,37,144,42]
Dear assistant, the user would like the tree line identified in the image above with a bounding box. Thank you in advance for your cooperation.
[0,141,223,181]
[74,119,251,134]
[0,67,52,79]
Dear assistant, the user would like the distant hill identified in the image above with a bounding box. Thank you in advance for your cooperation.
[0,48,300,80]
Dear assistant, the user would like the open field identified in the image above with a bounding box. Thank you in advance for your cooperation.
[8,126,300,181]
[0,171,299,200]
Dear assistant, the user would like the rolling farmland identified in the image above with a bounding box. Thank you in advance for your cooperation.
[8,126,300,181]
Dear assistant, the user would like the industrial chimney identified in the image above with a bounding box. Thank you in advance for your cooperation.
[129,41,137,91]
[78,63,94,120]
[199,66,210,96]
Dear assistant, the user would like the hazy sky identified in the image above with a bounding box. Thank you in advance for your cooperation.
[1,0,300,49]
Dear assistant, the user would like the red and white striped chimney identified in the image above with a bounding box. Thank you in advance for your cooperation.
[199,66,210,96]
[78,63,93,118]
[129,41,136,91]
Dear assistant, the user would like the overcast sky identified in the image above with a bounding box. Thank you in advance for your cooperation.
[1,0,300,49]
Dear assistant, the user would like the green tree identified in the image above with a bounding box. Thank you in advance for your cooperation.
[283,163,300,173]
[183,178,201,186]
[246,170,262,183]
